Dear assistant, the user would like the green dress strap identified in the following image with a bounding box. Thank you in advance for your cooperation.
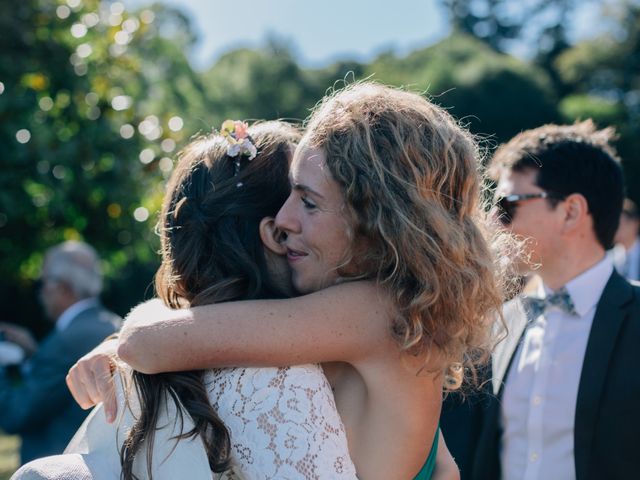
[413,427,439,480]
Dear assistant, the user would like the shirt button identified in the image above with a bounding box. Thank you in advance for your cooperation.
[530,452,539,462]
[532,396,542,406]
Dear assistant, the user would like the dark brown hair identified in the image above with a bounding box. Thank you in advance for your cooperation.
[120,121,299,479]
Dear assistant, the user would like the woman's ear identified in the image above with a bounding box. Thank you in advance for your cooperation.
[259,217,287,255]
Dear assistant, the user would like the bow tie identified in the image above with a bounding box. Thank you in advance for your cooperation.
[523,287,578,318]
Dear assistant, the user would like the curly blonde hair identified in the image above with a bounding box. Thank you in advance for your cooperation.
[302,82,505,385]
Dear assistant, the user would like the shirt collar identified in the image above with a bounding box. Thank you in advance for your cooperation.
[537,255,613,317]
[56,298,99,332]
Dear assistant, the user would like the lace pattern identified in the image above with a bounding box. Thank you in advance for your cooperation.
[207,365,357,479]
[18,365,356,479]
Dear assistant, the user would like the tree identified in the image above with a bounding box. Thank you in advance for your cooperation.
[201,38,321,124]
[0,0,210,333]
[442,0,587,94]
[555,1,640,202]
[366,34,558,144]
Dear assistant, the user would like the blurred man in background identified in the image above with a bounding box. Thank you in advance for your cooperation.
[612,198,640,282]
[0,240,120,464]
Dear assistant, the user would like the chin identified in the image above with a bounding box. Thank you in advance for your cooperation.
[292,274,319,295]
[293,282,314,295]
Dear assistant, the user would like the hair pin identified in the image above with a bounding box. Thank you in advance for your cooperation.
[220,120,257,187]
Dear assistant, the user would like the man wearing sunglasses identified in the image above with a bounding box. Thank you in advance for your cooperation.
[0,241,121,464]
[472,120,640,480]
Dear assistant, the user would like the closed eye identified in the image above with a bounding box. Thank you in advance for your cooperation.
[301,196,317,210]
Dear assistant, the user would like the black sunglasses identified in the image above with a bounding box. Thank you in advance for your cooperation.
[495,192,554,225]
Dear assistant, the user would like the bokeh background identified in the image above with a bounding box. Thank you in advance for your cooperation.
[1,0,639,475]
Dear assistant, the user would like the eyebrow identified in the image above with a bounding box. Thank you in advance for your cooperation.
[291,181,325,200]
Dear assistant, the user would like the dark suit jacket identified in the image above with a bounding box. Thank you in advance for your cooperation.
[472,272,640,480]
[0,303,120,463]
[441,386,490,480]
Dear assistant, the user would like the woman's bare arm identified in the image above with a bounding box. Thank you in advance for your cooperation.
[118,281,394,374]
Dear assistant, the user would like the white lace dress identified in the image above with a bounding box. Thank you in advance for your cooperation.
[208,366,355,479]
[12,365,356,480]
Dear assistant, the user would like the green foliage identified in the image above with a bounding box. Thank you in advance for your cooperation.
[0,0,211,329]
[554,2,640,203]
[559,94,626,125]
[366,34,558,143]
[201,39,323,125]
[0,434,18,480]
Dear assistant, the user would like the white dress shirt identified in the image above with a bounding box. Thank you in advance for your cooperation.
[500,256,613,480]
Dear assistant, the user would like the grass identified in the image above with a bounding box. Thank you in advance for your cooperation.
[0,434,18,479]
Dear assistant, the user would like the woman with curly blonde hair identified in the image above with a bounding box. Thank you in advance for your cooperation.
[114,82,503,479]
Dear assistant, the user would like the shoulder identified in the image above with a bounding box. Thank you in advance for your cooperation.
[502,296,526,318]
[494,297,527,339]
[70,305,121,331]
[295,280,394,334]
[59,306,120,351]
[301,280,390,311]
[603,273,640,313]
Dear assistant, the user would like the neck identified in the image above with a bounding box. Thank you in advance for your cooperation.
[539,245,606,290]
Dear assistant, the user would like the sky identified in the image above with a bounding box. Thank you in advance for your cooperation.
[122,0,448,69]
[121,0,606,71]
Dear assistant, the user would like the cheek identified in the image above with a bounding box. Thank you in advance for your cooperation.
[323,223,352,266]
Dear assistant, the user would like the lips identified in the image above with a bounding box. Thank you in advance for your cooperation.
[286,247,307,262]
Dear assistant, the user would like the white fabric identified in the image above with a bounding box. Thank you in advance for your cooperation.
[13,371,210,480]
[56,298,99,332]
[14,365,356,479]
[207,366,356,479]
[11,453,93,480]
[500,256,613,480]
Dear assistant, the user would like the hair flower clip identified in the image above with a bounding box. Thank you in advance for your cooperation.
[220,120,257,161]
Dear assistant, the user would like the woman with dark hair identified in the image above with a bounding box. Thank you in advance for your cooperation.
[14,120,356,479]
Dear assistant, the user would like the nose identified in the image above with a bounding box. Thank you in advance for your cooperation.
[275,193,300,235]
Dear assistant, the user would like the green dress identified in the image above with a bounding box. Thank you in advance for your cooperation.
[413,429,439,480]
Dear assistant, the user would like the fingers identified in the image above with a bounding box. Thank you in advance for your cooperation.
[97,362,118,423]
[66,367,95,410]
[66,360,99,410]
[66,354,116,416]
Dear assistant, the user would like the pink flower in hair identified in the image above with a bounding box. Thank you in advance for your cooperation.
[234,121,249,139]
[220,119,257,161]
